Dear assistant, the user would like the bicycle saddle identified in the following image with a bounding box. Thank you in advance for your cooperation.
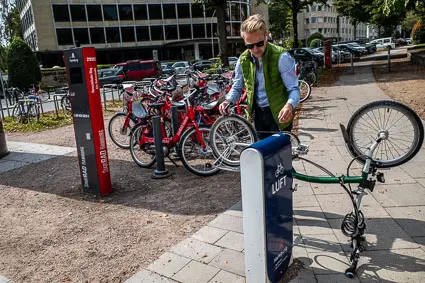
[132,101,148,118]
[200,100,219,110]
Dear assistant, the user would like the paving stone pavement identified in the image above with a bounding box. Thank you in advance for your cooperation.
[123,67,425,282]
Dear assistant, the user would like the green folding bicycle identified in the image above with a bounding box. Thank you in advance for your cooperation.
[208,100,424,278]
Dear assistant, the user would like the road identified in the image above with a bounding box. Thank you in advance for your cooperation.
[360,47,407,61]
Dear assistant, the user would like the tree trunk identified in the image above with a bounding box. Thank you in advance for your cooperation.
[216,5,229,66]
[353,20,357,40]
[291,1,299,48]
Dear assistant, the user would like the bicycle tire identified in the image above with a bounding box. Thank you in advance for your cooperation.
[346,100,424,168]
[179,126,220,176]
[61,96,72,117]
[129,123,157,168]
[108,112,135,149]
[229,103,249,120]
[299,80,311,103]
[209,114,258,167]
[306,71,317,86]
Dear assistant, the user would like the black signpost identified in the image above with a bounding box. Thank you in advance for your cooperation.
[63,47,112,196]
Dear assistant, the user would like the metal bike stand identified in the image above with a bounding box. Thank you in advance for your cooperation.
[53,94,66,118]
[0,98,4,120]
[102,87,107,110]
[151,116,172,179]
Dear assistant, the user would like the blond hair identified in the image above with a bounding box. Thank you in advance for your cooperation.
[240,14,267,36]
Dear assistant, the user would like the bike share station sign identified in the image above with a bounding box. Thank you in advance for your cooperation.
[240,133,293,283]
[63,47,112,196]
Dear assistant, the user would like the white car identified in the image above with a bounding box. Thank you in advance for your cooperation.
[228,56,239,67]
[172,61,191,74]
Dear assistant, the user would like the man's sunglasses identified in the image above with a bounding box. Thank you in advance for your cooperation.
[245,40,265,49]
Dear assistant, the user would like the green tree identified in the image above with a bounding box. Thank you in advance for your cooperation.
[4,7,22,42]
[333,0,373,39]
[195,0,229,66]
[0,46,7,71]
[259,0,328,48]
[367,0,405,37]
[268,1,292,41]
[7,37,41,90]
[412,20,425,44]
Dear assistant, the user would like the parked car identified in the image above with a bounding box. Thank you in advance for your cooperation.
[228,56,239,67]
[98,68,125,87]
[172,61,191,74]
[288,48,323,67]
[367,37,396,49]
[161,63,175,75]
[113,60,162,81]
[193,60,215,71]
[313,47,338,63]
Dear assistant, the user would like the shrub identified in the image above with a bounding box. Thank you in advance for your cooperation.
[283,38,303,49]
[307,32,324,47]
[412,20,425,44]
[310,39,323,48]
[7,37,41,90]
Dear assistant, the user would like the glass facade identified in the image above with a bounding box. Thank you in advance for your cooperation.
[48,2,249,49]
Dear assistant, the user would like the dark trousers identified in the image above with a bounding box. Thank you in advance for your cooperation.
[254,105,292,140]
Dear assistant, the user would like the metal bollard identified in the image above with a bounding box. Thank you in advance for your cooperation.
[0,98,4,120]
[152,116,171,179]
[111,86,115,104]
[350,53,354,74]
[102,88,107,110]
[387,47,391,72]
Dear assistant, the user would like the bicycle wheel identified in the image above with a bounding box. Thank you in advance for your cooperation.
[299,80,311,103]
[108,112,136,149]
[129,123,157,168]
[229,103,249,120]
[12,104,24,123]
[179,126,220,176]
[305,71,317,86]
[61,96,72,117]
[346,100,424,168]
[209,114,258,167]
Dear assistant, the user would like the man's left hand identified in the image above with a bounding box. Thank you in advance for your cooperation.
[278,104,293,123]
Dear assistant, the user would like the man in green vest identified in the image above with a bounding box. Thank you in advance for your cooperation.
[219,14,300,140]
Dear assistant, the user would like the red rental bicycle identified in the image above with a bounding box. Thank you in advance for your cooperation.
[129,86,219,176]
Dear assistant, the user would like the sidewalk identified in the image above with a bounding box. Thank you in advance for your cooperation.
[125,66,425,283]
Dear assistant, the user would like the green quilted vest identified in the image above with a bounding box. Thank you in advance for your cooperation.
[240,42,292,130]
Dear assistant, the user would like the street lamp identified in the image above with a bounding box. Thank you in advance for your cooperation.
[211,10,216,57]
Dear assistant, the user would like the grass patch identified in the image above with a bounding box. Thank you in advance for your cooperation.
[2,112,72,133]
[408,43,425,51]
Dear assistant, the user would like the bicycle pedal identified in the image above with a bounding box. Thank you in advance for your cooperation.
[297,144,309,155]
[377,172,385,183]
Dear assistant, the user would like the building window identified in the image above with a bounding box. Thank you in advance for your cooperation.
[192,3,204,18]
[306,18,310,24]
[119,5,133,21]
[179,24,192,39]
[311,17,316,24]
[90,28,105,44]
[134,5,147,20]
[164,25,178,40]
[136,26,150,41]
[52,5,70,22]
[73,28,90,44]
[318,5,322,11]
[205,7,215,17]
[241,4,248,20]
[318,17,323,23]
[318,28,323,33]
[311,28,317,34]
[231,2,241,21]
[232,23,241,36]
[324,17,327,23]
[311,5,316,12]
[121,27,135,42]
[70,5,86,22]
[106,27,120,42]
[193,24,205,38]
[103,5,118,21]
[87,5,102,21]
[163,4,176,19]
[149,4,162,20]
[150,26,164,40]
[177,4,190,18]
[56,28,73,45]
[206,23,217,37]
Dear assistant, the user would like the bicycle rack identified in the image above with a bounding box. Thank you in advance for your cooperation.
[53,94,68,118]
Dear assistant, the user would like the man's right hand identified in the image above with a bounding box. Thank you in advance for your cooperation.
[219,100,231,115]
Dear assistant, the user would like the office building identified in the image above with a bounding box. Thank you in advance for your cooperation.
[297,2,368,44]
[16,0,266,67]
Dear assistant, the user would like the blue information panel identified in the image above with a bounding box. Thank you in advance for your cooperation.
[251,133,293,283]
